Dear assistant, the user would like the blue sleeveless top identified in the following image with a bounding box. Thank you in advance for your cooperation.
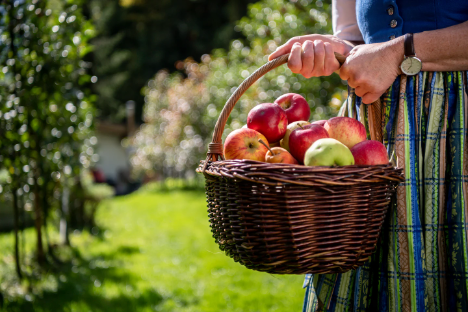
[356,0,468,44]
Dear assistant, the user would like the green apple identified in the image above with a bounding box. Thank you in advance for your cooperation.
[280,120,311,151]
[304,138,354,166]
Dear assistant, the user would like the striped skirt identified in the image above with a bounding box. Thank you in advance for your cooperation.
[303,71,468,312]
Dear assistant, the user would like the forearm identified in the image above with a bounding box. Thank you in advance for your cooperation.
[337,21,468,104]
[399,21,468,72]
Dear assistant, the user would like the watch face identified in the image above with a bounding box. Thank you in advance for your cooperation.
[400,57,422,76]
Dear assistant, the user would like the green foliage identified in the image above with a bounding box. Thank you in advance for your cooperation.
[0,0,96,194]
[0,190,303,311]
[87,0,256,122]
[0,0,96,263]
[131,0,346,177]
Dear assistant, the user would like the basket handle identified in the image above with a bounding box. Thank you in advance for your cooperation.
[203,51,392,169]
[205,52,348,164]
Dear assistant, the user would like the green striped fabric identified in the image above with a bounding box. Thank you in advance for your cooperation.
[303,72,468,311]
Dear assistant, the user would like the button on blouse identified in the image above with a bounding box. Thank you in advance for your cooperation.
[332,0,468,44]
[387,6,394,16]
[356,0,468,44]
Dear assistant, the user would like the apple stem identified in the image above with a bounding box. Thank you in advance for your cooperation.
[258,139,275,155]
[298,124,304,129]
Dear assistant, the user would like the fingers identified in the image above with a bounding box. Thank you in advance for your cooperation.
[361,93,382,104]
[354,86,366,97]
[323,42,340,76]
[338,44,397,104]
[349,76,383,104]
[288,43,303,73]
[273,37,342,78]
[339,63,350,81]
[311,40,325,76]
[303,40,338,78]
[269,34,352,61]
[297,40,338,78]
[301,41,315,78]
[353,81,371,97]
[269,35,322,61]
[269,38,301,61]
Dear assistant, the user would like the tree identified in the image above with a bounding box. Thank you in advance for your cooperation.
[87,0,256,123]
[0,0,96,270]
[131,0,346,178]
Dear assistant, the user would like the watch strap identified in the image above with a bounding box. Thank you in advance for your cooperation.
[404,33,415,57]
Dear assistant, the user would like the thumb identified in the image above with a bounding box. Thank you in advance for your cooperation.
[268,40,297,61]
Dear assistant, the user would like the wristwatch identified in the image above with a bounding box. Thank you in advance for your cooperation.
[400,33,422,76]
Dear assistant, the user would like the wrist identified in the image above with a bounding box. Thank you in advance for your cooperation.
[385,36,405,75]
[413,32,425,70]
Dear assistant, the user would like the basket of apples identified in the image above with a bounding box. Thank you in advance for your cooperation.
[197,54,404,274]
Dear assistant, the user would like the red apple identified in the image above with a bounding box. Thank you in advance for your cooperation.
[280,120,311,152]
[324,117,367,149]
[224,128,269,161]
[289,124,329,164]
[350,140,389,165]
[275,93,311,124]
[311,120,327,127]
[247,103,288,143]
[258,139,298,164]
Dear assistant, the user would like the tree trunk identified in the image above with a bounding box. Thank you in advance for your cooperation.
[33,181,45,265]
[42,187,51,253]
[7,0,24,278]
[19,193,26,268]
[60,186,70,245]
[12,189,22,279]
[77,180,85,228]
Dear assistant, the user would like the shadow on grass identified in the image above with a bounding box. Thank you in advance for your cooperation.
[5,245,164,312]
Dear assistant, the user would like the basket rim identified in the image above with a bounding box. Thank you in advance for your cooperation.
[197,159,404,187]
[200,158,399,168]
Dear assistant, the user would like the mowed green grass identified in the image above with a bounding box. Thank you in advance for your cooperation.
[1,189,304,311]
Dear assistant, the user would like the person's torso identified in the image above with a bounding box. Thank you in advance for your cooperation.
[356,0,468,43]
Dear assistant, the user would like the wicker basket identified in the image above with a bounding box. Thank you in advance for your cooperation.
[197,54,404,275]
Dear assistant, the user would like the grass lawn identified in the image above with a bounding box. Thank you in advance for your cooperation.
[0,188,304,311]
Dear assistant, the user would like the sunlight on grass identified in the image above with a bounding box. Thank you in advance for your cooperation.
[1,190,304,311]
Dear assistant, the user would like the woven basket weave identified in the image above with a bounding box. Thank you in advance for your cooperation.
[197,53,404,275]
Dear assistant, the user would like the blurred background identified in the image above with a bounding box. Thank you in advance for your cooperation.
[0,0,345,310]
